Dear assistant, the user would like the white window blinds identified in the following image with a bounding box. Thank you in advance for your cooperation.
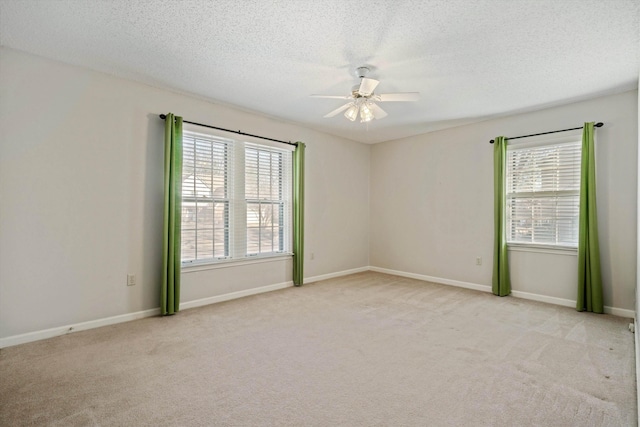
[245,143,292,256]
[506,140,581,247]
[181,132,233,262]
[181,129,292,265]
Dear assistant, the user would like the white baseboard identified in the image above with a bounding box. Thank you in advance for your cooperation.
[603,306,635,319]
[0,280,295,349]
[369,266,635,319]
[511,290,633,318]
[304,266,370,284]
[2,266,633,349]
[369,266,493,293]
[179,281,293,310]
[510,290,576,308]
[0,307,161,349]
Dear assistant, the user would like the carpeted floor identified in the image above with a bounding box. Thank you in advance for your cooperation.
[0,272,636,426]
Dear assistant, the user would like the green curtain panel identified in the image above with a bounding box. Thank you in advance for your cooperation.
[577,122,603,313]
[492,136,511,296]
[162,113,183,315]
[293,142,306,286]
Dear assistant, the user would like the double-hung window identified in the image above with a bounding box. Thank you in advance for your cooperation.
[245,144,289,255]
[181,132,230,261]
[506,137,581,248]
[181,128,293,265]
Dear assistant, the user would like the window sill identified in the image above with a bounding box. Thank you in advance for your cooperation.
[182,253,293,273]
[507,243,577,256]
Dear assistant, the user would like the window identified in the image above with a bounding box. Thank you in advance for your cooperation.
[181,132,230,261]
[181,129,292,265]
[245,144,288,255]
[506,138,581,248]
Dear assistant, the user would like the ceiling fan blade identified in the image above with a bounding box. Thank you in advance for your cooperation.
[358,78,379,96]
[311,94,351,99]
[377,92,420,102]
[370,103,388,120]
[323,103,352,118]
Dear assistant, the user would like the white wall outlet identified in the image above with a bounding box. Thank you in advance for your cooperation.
[127,274,136,286]
[476,257,482,266]
[310,252,315,260]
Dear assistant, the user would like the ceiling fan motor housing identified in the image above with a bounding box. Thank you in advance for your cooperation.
[351,85,368,98]
[355,66,370,79]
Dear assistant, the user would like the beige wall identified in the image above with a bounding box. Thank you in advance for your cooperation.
[0,48,370,339]
[371,90,638,312]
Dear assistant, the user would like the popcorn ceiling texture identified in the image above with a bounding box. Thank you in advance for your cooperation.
[0,0,638,143]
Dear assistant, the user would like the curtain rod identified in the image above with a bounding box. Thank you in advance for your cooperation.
[159,114,297,147]
[489,122,604,144]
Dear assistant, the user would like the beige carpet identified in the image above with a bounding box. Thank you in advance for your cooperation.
[1,272,636,426]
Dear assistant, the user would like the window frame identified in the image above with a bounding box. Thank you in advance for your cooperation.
[244,144,289,257]
[180,131,232,263]
[505,132,582,253]
[180,124,293,270]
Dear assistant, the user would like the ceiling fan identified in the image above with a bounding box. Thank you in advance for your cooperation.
[311,66,419,123]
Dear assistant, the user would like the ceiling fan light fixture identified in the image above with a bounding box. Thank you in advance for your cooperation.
[359,102,374,123]
[313,65,420,123]
[344,103,358,121]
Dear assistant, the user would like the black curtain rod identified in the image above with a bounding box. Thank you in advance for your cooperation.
[489,122,604,144]
[159,114,297,147]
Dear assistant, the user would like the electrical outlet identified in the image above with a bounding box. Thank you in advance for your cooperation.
[476,257,482,266]
[127,274,136,286]
[310,252,315,260]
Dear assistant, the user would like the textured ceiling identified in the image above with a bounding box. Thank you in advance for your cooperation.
[1,0,638,144]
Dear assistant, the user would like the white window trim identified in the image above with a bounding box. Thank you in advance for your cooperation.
[244,143,292,257]
[507,242,578,256]
[506,130,582,149]
[180,123,293,269]
[505,130,582,251]
[184,123,295,152]
[182,252,293,273]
